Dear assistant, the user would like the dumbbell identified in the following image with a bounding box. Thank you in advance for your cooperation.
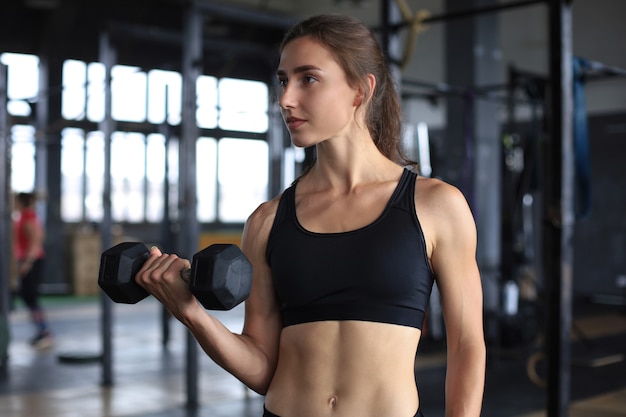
[98,242,252,310]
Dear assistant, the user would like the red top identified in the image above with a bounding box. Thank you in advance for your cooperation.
[13,208,45,260]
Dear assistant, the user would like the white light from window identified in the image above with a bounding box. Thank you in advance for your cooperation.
[111,131,146,222]
[218,138,268,222]
[218,78,268,133]
[146,133,166,222]
[61,128,85,222]
[86,62,105,122]
[197,75,218,129]
[147,69,182,125]
[62,59,87,120]
[196,137,217,222]
[111,66,147,122]
[10,125,36,193]
[0,53,39,101]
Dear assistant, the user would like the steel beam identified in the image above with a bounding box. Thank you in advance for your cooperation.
[38,54,66,294]
[544,0,574,416]
[99,30,117,387]
[180,5,202,408]
[0,63,10,375]
[425,0,543,23]
[385,0,544,31]
[107,21,274,58]
[192,0,297,29]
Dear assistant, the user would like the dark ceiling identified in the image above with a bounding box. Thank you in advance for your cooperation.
[1,0,296,81]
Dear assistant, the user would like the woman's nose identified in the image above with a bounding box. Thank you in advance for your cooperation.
[278,85,295,109]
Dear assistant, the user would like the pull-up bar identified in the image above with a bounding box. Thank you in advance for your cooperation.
[381,0,545,31]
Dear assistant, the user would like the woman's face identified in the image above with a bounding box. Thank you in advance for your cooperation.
[277,37,361,148]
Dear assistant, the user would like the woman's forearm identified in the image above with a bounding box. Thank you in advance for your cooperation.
[445,341,486,417]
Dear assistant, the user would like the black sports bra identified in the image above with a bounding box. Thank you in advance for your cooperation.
[266,169,435,329]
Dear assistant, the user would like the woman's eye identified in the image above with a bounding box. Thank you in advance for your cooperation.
[304,76,316,84]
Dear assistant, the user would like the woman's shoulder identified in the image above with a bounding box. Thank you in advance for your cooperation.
[242,193,284,249]
[414,176,469,211]
[413,176,476,239]
[247,194,282,230]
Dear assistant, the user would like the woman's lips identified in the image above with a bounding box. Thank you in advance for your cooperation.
[285,117,305,130]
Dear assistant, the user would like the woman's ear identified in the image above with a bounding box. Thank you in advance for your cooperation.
[353,73,376,107]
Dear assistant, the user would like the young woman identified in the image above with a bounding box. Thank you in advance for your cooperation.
[13,192,53,349]
[137,14,485,417]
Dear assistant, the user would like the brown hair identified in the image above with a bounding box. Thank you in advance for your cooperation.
[280,13,414,167]
[16,192,37,208]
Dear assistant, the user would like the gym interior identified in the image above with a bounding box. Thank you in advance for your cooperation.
[1,1,625,416]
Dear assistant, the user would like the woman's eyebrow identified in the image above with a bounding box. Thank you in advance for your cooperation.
[276,65,323,77]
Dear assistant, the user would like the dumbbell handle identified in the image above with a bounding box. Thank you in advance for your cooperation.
[180,268,191,283]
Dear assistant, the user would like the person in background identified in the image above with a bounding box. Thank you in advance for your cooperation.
[136,14,485,417]
[13,192,53,350]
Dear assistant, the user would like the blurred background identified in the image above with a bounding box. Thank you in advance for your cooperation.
[0,1,624,416]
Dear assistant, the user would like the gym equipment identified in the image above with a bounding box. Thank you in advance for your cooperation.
[98,242,252,310]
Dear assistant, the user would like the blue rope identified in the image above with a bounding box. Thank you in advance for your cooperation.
[573,57,592,220]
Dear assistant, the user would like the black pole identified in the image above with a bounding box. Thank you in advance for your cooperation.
[0,63,11,375]
[544,1,574,416]
[181,5,202,408]
[99,31,116,387]
[423,0,544,24]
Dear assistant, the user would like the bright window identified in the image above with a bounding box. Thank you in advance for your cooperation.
[7,53,271,224]
[60,128,86,222]
[218,138,268,222]
[196,138,218,222]
[10,125,36,193]
[218,78,268,133]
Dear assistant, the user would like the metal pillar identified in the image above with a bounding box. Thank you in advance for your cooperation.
[180,5,202,408]
[35,57,49,217]
[472,0,503,323]
[0,63,10,375]
[380,0,403,87]
[99,31,117,387]
[544,1,574,416]
[445,0,503,320]
[38,54,66,294]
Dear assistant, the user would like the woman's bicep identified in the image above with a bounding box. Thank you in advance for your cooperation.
[429,185,483,347]
[239,200,282,368]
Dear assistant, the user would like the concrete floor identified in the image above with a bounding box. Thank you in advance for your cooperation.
[0,295,624,417]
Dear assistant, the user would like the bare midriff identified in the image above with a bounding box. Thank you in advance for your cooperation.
[264,320,421,417]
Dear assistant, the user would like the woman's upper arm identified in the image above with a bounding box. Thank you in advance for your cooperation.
[421,181,484,348]
[239,198,283,370]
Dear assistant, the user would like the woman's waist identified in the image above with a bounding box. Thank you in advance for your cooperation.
[267,367,419,400]
[266,321,420,416]
[265,375,419,417]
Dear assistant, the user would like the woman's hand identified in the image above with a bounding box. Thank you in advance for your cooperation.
[18,260,33,276]
[135,246,201,320]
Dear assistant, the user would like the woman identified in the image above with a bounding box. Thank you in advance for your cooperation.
[137,14,485,417]
[13,192,53,349]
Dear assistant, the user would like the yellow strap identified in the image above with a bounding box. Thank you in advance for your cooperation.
[394,0,431,71]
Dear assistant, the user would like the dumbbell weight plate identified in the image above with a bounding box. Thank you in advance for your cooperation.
[189,244,252,310]
[98,242,150,304]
